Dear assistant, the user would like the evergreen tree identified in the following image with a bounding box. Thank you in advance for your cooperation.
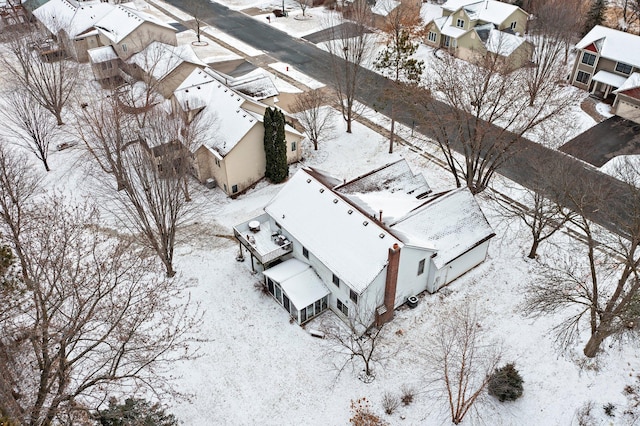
[583,0,608,36]
[97,398,179,426]
[263,107,275,181]
[263,107,288,183]
[488,363,524,402]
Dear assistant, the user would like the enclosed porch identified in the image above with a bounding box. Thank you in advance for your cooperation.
[263,259,330,325]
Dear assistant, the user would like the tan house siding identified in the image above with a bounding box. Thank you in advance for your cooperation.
[425,23,441,47]
[101,22,177,60]
[155,63,203,99]
[613,95,640,123]
[497,9,528,33]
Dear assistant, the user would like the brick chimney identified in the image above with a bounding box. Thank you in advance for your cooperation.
[377,243,400,325]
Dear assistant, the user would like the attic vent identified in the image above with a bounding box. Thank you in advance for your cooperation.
[224,89,228,92]
[306,179,311,183]
[197,86,201,89]
[333,199,338,204]
[243,114,246,118]
[348,209,353,214]
[363,221,369,226]
[185,89,189,92]
[379,233,385,239]
[319,188,324,193]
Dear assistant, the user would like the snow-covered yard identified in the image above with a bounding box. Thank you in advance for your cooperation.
[31,101,636,425]
[3,0,638,424]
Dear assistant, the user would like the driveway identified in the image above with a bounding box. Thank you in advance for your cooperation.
[559,116,640,167]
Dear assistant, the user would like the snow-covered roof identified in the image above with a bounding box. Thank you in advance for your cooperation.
[371,0,400,16]
[592,70,628,88]
[485,28,525,56]
[33,0,113,39]
[443,0,522,26]
[129,42,205,80]
[174,68,261,156]
[576,25,640,68]
[432,15,468,38]
[265,169,403,294]
[613,72,640,94]
[87,45,117,63]
[211,68,279,101]
[391,188,494,268]
[263,259,330,310]
[94,4,175,44]
[337,159,431,196]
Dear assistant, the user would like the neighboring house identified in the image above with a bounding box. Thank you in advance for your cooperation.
[612,73,640,124]
[87,45,122,86]
[127,42,206,98]
[234,160,495,326]
[173,67,303,196]
[94,4,177,61]
[0,0,30,30]
[424,0,531,67]
[32,0,113,62]
[570,25,640,100]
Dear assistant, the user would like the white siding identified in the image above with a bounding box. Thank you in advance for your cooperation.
[395,246,434,306]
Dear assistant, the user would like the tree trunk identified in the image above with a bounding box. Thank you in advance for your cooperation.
[313,139,318,150]
[583,330,607,357]
[527,239,539,259]
[389,102,395,154]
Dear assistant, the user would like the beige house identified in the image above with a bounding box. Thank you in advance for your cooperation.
[425,0,531,67]
[87,45,121,86]
[94,4,177,61]
[173,68,304,196]
[32,0,113,62]
[570,25,640,101]
[612,73,640,124]
[127,42,206,98]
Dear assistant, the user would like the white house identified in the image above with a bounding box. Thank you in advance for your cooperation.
[234,160,495,326]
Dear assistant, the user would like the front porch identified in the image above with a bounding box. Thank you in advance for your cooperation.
[234,213,293,272]
[591,70,628,99]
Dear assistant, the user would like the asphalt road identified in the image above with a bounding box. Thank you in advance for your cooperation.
[165,0,638,236]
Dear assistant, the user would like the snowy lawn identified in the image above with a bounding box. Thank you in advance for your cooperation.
[27,103,635,425]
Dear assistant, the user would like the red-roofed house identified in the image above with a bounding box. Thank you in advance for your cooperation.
[570,25,640,99]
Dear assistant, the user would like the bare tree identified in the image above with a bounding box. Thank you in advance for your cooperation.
[77,94,200,277]
[0,86,59,171]
[0,20,80,125]
[526,159,640,357]
[424,305,502,424]
[529,0,586,64]
[296,0,310,17]
[292,89,335,150]
[321,311,391,383]
[324,0,375,133]
[620,0,640,33]
[0,145,201,425]
[490,160,577,259]
[374,2,424,153]
[415,50,579,194]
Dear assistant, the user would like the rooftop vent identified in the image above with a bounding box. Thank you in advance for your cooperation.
[363,221,369,226]
[379,233,385,238]
[319,188,324,193]
[333,199,338,204]
[348,209,353,214]
[306,179,311,183]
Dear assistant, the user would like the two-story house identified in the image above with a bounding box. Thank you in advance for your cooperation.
[234,160,495,326]
[570,25,640,101]
[424,0,531,67]
[32,0,113,62]
[173,67,304,197]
